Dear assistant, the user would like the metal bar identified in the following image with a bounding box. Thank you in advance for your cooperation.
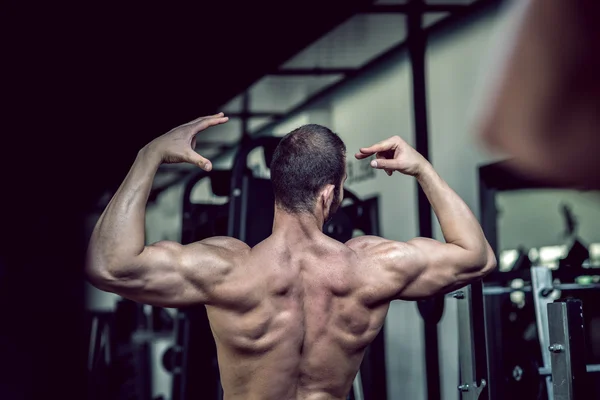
[539,364,600,376]
[88,316,99,371]
[408,0,432,239]
[563,299,590,399]
[456,285,488,399]
[547,301,575,399]
[241,92,250,138]
[270,68,355,76]
[170,312,186,400]
[363,4,469,13]
[478,166,498,283]
[531,266,554,399]
[407,2,443,399]
[587,364,600,373]
[483,283,600,296]
[478,156,499,400]
[239,175,249,243]
[471,280,489,395]
[483,285,531,295]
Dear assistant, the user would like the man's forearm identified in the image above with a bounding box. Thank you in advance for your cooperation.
[415,162,487,256]
[87,146,161,277]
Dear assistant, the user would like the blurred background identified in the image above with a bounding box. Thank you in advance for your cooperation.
[3,0,600,399]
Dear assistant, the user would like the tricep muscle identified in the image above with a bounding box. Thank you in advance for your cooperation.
[90,237,249,308]
[395,237,492,299]
[352,236,492,302]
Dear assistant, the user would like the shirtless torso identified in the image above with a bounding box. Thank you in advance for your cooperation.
[207,234,390,400]
[86,115,496,400]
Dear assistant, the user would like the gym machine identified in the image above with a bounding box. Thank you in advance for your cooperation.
[478,161,600,400]
[170,135,384,400]
[481,265,600,400]
[86,299,154,400]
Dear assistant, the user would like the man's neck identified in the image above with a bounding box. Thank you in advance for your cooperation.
[272,207,325,240]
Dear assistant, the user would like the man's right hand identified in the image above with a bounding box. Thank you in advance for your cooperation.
[355,136,429,176]
[145,112,229,171]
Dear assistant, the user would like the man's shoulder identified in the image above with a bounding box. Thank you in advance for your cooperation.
[188,237,251,265]
[345,235,389,251]
[198,236,251,251]
[345,236,412,265]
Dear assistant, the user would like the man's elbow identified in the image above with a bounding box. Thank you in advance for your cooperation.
[478,244,497,277]
[85,262,116,292]
[85,255,131,293]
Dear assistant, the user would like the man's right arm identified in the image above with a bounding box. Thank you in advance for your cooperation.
[353,136,496,300]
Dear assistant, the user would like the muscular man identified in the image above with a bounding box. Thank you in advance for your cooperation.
[86,113,496,400]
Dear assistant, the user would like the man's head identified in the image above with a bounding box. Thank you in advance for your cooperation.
[270,124,347,219]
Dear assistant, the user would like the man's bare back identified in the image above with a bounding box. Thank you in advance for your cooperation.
[86,114,496,400]
[206,233,391,400]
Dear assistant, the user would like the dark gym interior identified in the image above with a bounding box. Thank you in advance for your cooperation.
[3,1,600,399]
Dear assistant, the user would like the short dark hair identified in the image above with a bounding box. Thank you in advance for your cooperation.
[270,124,346,213]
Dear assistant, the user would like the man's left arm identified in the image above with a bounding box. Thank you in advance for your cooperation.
[86,113,250,308]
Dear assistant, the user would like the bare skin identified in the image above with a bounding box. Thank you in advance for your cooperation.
[475,0,600,188]
[86,113,496,400]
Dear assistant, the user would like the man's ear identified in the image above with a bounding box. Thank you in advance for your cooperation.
[321,184,335,211]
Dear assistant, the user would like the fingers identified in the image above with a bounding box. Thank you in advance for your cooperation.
[185,112,226,126]
[355,137,398,159]
[192,113,229,132]
[370,158,396,172]
[376,153,394,176]
[187,150,212,171]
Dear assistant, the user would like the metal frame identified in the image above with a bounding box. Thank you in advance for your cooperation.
[483,283,600,296]
[406,1,445,399]
[531,266,555,399]
[454,283,488,399]
[271,68,356,76]
[363,4,470,14]
[547,299,589,400]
